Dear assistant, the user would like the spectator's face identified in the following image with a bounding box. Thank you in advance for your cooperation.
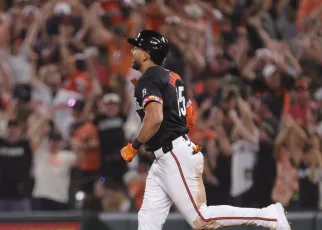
[263,0,272,11]
[259,103,270,116]
[227,97,236,109]
[45,67,61,89]
[87,54,99,65]
[265,72,280,90]
[48,140,61,153]
[215,57,231,73]
[131,47,146,71]
[105,103,120,117]
[34,0,46,7]
[295,90,309,105]
[23,11,37,24]
[59,23,75,38]
[6,125,23,142]
[227,0,238,5]
[222,97,236,112]
[205,78,219,91]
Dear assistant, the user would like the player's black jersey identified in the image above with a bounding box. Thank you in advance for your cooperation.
[134,66,189,151]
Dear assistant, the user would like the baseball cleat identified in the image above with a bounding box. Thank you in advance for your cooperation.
[274,203,291,230]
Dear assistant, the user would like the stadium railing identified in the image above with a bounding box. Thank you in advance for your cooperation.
[0,211,320,230]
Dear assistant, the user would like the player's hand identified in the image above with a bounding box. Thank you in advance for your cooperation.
[120,143,137,162]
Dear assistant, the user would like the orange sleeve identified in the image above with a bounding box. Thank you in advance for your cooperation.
[282,91,290,114]
[296,0,312,31]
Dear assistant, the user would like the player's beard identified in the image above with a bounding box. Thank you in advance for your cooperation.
[132,60,141,71]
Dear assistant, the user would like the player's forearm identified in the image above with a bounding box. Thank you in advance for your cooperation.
[136,116,162,144]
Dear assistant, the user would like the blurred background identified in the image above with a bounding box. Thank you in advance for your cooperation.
[0,0,322,229]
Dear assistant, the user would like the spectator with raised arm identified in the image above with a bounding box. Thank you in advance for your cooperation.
[229,92,259,207]
[69,99,100,210]
[0,119,33,212]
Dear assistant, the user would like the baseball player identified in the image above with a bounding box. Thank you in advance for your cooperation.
[120,30,291,230]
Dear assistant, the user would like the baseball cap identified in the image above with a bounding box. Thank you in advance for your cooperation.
[102,93,121,104]
[84,47,99,58]
[22,5,39,16]
[75,53,86,61]
[54,2,71,15]
[262,64,277,77]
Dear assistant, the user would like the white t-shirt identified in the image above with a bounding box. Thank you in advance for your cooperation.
[0,120,7,138]
[32,139,76,203]
[230,128,259,197]
[53,89,83,138]
[31,82,54,106]
[0,45,31,84]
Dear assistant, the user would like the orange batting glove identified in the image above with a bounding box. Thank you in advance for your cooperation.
[186,104,196,129]
[120,143,137,162]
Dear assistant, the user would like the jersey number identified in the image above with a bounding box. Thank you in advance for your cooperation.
[176,86,186,116]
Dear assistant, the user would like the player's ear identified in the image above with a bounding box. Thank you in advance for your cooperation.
[143,51,149,62]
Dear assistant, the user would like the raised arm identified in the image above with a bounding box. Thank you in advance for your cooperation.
[241,55,263,81]
[229,109,258,144]
[70,0,89,43]
[88,3,114,45]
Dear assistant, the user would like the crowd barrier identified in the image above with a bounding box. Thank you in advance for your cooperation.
[0,211,320,230]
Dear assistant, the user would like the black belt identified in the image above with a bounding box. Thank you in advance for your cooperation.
[151,134,188,159]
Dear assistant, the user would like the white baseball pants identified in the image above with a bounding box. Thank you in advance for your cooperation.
[138,136,278,230]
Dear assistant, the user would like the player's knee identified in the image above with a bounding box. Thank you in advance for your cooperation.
[190,210,218,229]
[190,216,208,229]
[138,208,146,222]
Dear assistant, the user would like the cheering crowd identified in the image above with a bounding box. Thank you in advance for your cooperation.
[0,0,322,213]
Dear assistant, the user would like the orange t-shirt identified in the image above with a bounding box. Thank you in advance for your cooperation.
[64,71,92,94]
[144,1,164,31]
[106,40,132,79]
[74,122,100,171]
[296,0,322,30]
[100,0,124,25]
